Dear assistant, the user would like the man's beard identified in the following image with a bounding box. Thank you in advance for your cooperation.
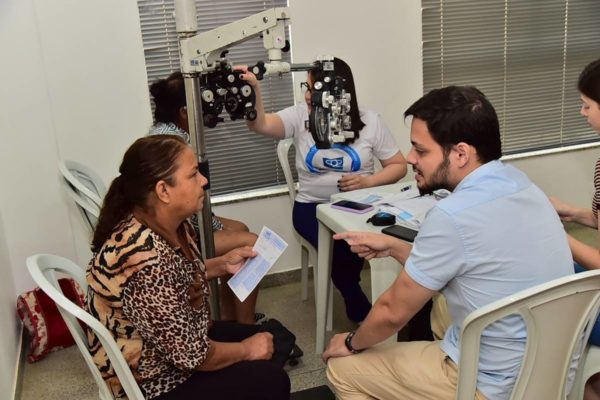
[416,155,451,196]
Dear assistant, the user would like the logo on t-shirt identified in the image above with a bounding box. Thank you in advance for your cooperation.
[323,157,344,170]
[305,144,361,173]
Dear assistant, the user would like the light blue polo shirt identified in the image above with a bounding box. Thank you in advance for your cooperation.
[405,160,572,400]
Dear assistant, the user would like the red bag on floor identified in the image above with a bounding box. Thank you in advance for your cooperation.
[16,278,85,362]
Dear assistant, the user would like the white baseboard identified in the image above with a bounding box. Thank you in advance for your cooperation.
[12,322,25,400]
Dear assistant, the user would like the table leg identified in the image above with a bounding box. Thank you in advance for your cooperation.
[327,284,333,331]
[316,220,333,353]
[369,257,402,345]
[370,258,401,302]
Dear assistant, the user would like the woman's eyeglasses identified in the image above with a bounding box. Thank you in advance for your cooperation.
[300,82,311,93]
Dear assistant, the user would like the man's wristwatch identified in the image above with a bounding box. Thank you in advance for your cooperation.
[344,330,364,354]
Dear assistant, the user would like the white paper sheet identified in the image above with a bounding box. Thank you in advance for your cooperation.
[378,196,437,229]
[336,184,419,205]
[227,226,288,302]
[378,188,449,229]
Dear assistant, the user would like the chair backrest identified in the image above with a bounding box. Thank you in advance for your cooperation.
[58,160,106,234]
[456,269,600,400]
[277,138,298,206]
[26,254,145,400]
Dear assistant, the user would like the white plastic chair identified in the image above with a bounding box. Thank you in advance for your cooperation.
[58,160,106,235]
[277,139,332,329]
[456,269,600,400]
[277,139,313,300]
[26,254,145,400]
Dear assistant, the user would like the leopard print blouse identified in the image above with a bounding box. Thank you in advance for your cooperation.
[86,215,211,399]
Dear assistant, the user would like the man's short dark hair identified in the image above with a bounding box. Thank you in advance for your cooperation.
[404,86,502,163]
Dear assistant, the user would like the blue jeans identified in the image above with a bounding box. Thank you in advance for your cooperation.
[575,263,600,346]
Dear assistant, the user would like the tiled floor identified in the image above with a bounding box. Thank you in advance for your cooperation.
[20,271,366,399]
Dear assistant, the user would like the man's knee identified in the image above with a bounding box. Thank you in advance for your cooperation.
[326,356,359,395]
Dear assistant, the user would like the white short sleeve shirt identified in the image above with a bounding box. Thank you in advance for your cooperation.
[277,104,399,203]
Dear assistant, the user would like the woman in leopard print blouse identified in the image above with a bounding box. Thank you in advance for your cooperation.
[148,72,260,324]
[86,135,290,399]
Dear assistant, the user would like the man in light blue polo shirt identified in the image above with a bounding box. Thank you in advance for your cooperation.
[322,86,573,400]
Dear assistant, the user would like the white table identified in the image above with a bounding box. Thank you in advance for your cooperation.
[315,182,412,353]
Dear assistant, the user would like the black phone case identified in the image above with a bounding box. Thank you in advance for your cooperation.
[330,200,374,213]
[381,224,418,242]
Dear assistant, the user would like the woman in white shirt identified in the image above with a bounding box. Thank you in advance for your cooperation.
[241,58,407,322]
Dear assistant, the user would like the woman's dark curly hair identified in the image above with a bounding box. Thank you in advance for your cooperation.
[150,71,186,124]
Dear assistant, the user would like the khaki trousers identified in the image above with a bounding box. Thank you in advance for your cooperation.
[327,295,486,400]
[431,294,452,340]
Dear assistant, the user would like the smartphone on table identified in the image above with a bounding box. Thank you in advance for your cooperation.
[330,200,374,214]
[381,224,418,243]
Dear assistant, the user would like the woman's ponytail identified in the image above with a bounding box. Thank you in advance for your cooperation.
[91,175,131,252]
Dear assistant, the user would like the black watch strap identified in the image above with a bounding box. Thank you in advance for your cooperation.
[344,330,364,354]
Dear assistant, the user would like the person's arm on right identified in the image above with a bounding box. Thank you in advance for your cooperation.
[237,66,286,139]
[549,196,598,228]
[322,270,435,362]
[567,211,600,270]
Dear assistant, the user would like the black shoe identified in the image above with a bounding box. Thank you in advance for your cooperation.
[287,344,304,367]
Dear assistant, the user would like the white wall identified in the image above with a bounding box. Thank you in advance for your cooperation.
[0,0,151,293]
[0,212,19,396]
[508,148,598,207]
[287,0,422,157]
[0,0,151,393]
